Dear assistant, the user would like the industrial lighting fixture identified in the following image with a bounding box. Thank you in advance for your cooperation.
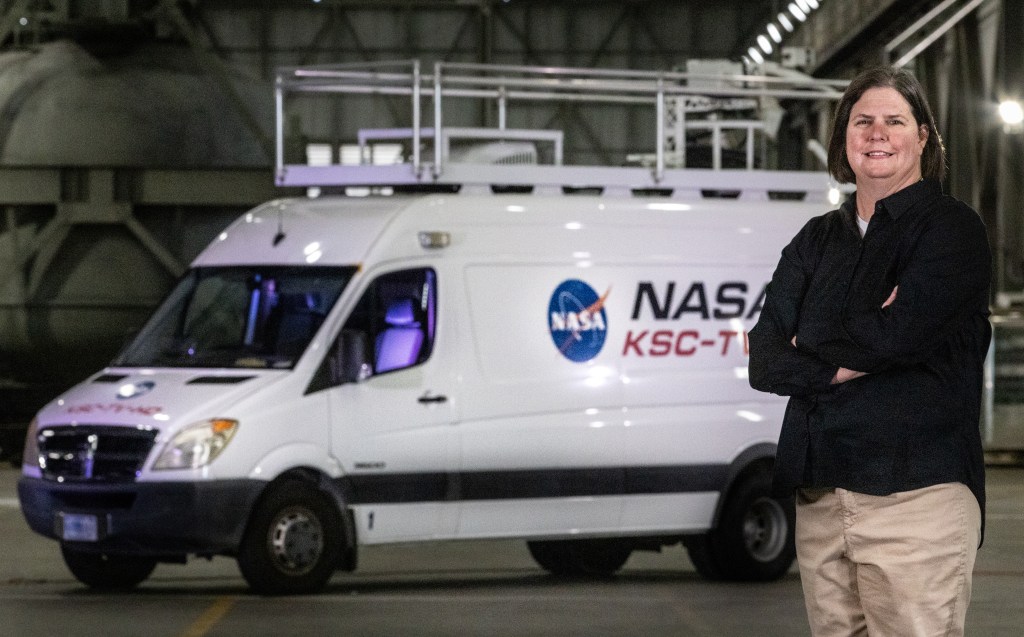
[999,100,1024,126]
[744,0,823,67]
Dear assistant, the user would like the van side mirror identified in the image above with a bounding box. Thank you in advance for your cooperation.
[338,329,373,384]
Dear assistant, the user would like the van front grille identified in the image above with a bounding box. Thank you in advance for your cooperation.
[37,425,159,483]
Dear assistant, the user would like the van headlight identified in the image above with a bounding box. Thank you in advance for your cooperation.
[153,419,238,470]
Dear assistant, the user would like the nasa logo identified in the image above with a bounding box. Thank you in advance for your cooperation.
[548,279,610,362]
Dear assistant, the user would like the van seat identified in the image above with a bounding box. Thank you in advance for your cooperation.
[274,293,324,357]
[375,298,424,372]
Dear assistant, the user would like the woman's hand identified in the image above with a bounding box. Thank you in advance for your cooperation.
[883,285,898,308]
[832,367,867,384]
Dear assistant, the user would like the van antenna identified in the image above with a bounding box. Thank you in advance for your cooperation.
[272,208,286,246]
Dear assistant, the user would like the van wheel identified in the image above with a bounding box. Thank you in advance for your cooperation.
[684,468,795,581]
[237,479,344,595]
[61,545,157,590]
[527,539,632,577]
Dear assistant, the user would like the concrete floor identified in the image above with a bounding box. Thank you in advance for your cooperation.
[1,466,1022,637]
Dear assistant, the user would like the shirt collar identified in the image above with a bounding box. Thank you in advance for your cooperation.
[876,178,941,219]
[840,177,942,223]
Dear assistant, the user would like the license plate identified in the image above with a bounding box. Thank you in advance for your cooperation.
[60,513,99,542]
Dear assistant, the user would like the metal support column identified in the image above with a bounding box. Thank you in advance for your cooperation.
[997,0,1024,294]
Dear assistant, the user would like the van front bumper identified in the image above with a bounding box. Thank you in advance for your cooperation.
[17,476,266,557]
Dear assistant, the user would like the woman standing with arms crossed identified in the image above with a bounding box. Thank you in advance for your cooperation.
[748,66,991,636]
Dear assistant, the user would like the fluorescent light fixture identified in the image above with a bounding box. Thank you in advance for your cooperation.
[789,3,807,21]
[795,0,810,11]
[767,23,782,43]
[748,47,765,64]
[828,186,842,206]
[778,13,794,31]
[758,35,773,54]
[806,0,819,8]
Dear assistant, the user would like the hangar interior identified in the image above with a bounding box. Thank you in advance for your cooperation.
[1,0,1023,458]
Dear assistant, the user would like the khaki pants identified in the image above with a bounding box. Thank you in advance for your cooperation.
[795,483,981,637]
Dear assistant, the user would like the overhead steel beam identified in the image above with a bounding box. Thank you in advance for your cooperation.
[152,0,275,161]
[0,165,289,313]
[888,0,989,67]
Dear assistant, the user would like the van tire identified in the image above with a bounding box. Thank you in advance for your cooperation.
[684,468,795,581]
[61,545,157,590]
[237,479,344,595]
[527,539,632,577]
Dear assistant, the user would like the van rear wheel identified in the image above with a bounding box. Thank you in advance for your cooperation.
[237,479,344,595]
[61,545,157,591]
[527,539,632,577]
[684,468,795,581]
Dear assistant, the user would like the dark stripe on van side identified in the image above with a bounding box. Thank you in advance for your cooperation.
[340,464,728,505]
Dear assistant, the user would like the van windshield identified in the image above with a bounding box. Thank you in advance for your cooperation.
[114,266,356,369]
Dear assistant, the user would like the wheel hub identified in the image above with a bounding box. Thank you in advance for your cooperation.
[743,497,787,563]
[270,507,324,575]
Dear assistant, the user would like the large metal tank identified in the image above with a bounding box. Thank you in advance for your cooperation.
[0,40,272,166]
[0,40,273,426]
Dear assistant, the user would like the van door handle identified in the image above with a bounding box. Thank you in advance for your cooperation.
[418,392,448,404]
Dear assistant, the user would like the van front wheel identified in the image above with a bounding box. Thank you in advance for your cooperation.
[684,468,795,581]
[527,539,632,577]
[61,545,157,590]
[237,479,344,595]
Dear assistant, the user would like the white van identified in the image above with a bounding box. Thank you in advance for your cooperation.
[18,192,822,594]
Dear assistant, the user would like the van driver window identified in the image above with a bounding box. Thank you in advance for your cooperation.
[344,268,437,374]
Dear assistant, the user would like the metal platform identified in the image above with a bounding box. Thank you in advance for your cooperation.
[274,60,848,202]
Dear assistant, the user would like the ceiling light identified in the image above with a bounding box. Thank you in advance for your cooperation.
[789,3,807,21]
[806,0,819,8]
[795,0,811,11]
[758,35,773,54]
[748,47,765,64]
[999,100,1024,125]
[778,13,794,31]
[767,23,782,43]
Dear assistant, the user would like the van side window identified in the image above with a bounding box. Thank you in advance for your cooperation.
[345,268,437,375]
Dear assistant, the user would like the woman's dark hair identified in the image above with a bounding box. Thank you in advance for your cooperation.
[826,65,946,184]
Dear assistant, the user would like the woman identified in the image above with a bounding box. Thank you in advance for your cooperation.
[748,66,991,636]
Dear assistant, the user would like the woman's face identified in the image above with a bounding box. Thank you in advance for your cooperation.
[845,86,928,189]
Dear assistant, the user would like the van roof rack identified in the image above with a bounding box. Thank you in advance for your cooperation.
[274,60,848,202]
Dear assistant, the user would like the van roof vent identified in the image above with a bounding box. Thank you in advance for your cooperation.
[186,376,256,385]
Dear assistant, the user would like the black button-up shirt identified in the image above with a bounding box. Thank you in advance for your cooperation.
[748,178,991,521]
